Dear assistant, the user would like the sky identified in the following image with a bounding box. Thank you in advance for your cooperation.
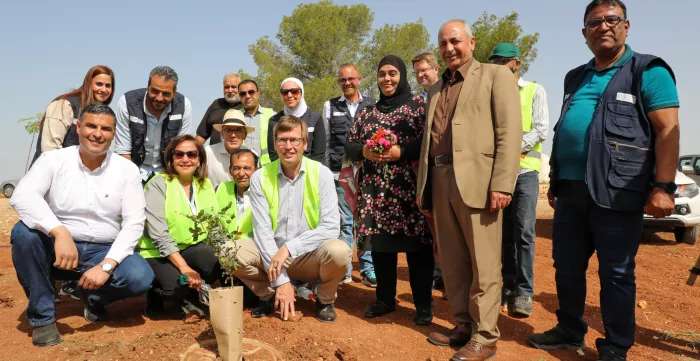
[0,0,697,180]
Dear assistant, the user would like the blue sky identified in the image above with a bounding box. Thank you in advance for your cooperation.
[0,0,697,180]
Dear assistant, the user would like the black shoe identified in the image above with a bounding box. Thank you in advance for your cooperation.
[59,280,81,301]
[528,326,585,350]
[80,287,108,323]
[144,289,165,319]
[432,276,445,291]
[316,301,337,323]
[364,300,396,318]
[509,296,533,318]
[414,307,433,325]
[32,323,61,347]
[251,296,275,318]
[598,350,626,361]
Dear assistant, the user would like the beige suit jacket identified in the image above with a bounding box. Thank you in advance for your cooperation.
[417,60,523,210]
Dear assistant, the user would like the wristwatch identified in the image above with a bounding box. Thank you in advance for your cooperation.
[99,261,114,275]
[653,182,677,195]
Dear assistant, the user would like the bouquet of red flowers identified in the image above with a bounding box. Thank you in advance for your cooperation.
[366,128,397,179]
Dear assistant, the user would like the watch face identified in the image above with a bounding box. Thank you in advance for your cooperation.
[101,263,113,272]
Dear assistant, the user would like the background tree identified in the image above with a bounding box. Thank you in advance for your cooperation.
[470,11,540,75]
[18,113,43,173]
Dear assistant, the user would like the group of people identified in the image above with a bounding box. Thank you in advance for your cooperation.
[9,1,681,360]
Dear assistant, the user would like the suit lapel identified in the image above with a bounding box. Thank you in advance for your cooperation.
[454,60,481,116]
[425,79,443,133]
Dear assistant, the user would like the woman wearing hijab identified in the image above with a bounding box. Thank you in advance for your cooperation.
[267,77,326,164]
[345,55,434,325]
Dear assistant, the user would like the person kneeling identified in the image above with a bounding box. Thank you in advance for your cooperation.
[234,115,350,323]
[10,103,154,347]
[139,135,226,318]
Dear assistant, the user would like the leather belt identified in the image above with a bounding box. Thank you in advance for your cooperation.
[432,154,453,167]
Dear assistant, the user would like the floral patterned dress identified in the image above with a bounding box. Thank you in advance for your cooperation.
[346,95,430,252]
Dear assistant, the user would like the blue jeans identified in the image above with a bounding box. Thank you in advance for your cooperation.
[502,171,539,298]
[552,181,642,357]
[335,181,374,276]
[11,221,154,327]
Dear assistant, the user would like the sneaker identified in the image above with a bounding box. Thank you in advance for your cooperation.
[79,287,109,323]
[598,350,626,361]
[32,323,61,347]
[361,271,377,288]
[54,290,62,304]
[509,296,533,318]
[339,275,353,285]
[528,326,585,350]
[59,280,81,301]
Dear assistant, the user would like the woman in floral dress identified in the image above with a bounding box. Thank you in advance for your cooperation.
[345,55,434,325]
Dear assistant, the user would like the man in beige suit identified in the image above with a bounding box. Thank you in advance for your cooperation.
[418,19,522,361]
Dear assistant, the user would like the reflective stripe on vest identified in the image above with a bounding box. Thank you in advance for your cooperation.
[519,81,542,172]
[258,107,274,166]
[215,180,254,239]
[261,158,321,231]
[138,175,218,259]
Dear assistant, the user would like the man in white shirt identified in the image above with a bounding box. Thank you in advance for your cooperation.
[10,103,154,347]
[114,66,193,184]
[205,109,255,188]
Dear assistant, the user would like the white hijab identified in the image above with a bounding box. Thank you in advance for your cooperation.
[281,77,308,118]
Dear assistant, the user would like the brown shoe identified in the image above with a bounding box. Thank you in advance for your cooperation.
[427,325,470,347]
[451,340,497,361]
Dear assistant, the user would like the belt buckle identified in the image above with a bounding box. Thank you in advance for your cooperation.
[434,154,446,167]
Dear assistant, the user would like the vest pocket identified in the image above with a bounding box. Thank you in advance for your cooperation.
[605,102,639,140]
[607,143,653,193]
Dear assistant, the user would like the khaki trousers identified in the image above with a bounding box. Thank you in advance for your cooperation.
[431,166,502,346]
[232,238,350,304]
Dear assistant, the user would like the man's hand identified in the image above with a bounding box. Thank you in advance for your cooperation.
[645,188,674,219]
[180,266,203,290]
[79,264,111,290]
[268,245,290,283]
[274,282,296,321]
[547,187,556,209]
[50,226,78,270]
[378,145,401,162]
[489,191,512,212]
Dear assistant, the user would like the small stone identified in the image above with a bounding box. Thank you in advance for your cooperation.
[638,300,648,309]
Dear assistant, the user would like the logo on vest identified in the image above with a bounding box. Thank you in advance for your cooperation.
[129,116,144,124]
[169,114,183,120]
[616,92,637,104]
[332,111,346,116]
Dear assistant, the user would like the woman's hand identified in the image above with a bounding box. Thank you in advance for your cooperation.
[378,145,401,162]
[362,145,383,162]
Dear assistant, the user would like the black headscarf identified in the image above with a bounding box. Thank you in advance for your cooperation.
[375,55,413,113]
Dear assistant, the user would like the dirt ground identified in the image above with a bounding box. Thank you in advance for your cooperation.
[1,191,699,361]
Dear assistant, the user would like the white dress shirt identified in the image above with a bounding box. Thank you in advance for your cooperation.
[114,94,193,181]
[205,142,233,189]
[10,146,146,264]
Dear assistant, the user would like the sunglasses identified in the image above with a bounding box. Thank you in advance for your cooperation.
[280,88,301,96]
[239,89,257,97]
[173,150,199,159]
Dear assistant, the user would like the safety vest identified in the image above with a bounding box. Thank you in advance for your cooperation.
[138,175,218,259]
[261,158,321,231]
[255,107,275,166]
[520,81,542,172]
[215,180,254,239]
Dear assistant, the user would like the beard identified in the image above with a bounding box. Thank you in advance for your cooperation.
[224,93,241,105]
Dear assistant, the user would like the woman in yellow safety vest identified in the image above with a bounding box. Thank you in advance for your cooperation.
[138,135,224,318]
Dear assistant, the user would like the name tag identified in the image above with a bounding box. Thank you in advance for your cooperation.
[129,116,144,124]
[169,114,183,121]
[332,111,346,116]
[616,92,636,104]
[563,94,571,101]
[307,127,315,132]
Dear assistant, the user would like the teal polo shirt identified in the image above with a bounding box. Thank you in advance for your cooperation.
[555,45,679,181]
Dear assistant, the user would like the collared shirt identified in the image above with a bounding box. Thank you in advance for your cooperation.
[430,59,473,159]
[10,147,146,264]
[322,94,364,178]
[114,94,193,181]
[236,189,251,220]
[243,106,264,158]
[249,158,340,287]
[518,77,549,176]
[204,142,233,189]
[40,99,74,152]
[420,90,428,101]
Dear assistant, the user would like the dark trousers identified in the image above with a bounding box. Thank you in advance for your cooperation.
[373,244,435,310]
[553,180,642,356]
[11,221,154,327]
[146,242,225,305]
[502,171,539,298]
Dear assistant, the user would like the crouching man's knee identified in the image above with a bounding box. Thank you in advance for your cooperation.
[319,239,352,270]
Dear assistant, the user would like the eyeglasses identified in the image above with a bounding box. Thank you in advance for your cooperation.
[239,89,257,98]
[337,77,358,84]
[280,88,301,96]
[489,57,516,65]
[222,128,247,136]
[173,150,199,159]
[585,15,625,29]
[276,137,303,146]
[413,67,434,76]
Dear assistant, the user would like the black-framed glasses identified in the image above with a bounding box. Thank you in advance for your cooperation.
[337,77,358,84]
[276,137,303,146]
[173,150,199,159]
[239,89,257,98]
[585,15,625,29]
[222,128,247,136]
[280,88,301,96]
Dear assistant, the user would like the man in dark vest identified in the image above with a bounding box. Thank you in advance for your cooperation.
[528,1,680,360]
[195,73,243,146]
[321,64,376,287]
[115,66,192,183]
